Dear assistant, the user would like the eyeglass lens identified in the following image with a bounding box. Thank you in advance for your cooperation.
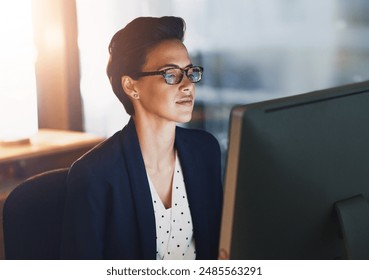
[164,67,202,85]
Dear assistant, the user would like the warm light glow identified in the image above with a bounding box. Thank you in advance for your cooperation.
[42,24,65,53]
[0,1,38,142]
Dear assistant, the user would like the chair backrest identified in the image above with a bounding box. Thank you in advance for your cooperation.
[3,168,68,260]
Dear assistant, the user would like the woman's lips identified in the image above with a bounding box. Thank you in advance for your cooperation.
[176,99,193,106]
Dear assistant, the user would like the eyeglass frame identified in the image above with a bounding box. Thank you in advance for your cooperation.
[134,65,204,85]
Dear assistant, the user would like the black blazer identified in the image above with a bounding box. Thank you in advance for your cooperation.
[60,118,223,259]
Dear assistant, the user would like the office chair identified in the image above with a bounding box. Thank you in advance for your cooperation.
[2,168,68,260]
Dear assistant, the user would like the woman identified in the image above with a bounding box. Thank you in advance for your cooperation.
[60,16,223,260]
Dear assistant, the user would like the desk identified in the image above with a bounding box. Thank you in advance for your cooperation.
[0,129,104,259]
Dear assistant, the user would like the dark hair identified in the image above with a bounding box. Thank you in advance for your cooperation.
[106,16,186,115]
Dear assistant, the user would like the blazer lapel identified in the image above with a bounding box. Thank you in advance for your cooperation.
[175,127,211,259]
[119,118,156,259]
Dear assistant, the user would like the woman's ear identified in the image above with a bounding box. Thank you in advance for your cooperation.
[121,76,139,99]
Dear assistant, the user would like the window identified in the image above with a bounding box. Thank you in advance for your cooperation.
[0,1,37,142]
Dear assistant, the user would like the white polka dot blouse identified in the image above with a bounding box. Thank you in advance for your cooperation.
[147,151,196,260]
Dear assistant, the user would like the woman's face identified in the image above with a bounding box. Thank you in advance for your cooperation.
[134,39,195,124]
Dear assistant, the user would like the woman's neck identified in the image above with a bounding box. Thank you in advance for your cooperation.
[133,115,176,172]
[133,115,177,208]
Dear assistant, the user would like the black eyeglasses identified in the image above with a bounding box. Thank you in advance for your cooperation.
[135,66,204,85]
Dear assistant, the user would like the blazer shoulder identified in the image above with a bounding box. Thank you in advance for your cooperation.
[70,130,123,174]
[177,126,218,143]
[176,126,220,154]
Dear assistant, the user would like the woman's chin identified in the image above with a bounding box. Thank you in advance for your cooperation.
[176,114,193,124]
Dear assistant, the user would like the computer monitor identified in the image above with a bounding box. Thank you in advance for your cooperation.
[219,80,369,259]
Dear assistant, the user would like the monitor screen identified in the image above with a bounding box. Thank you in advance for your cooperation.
[219,81,369,259]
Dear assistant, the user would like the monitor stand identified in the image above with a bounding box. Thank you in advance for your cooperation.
[335,195,369,259]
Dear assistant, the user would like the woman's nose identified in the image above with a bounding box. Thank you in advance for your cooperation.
[180,76,194,93]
